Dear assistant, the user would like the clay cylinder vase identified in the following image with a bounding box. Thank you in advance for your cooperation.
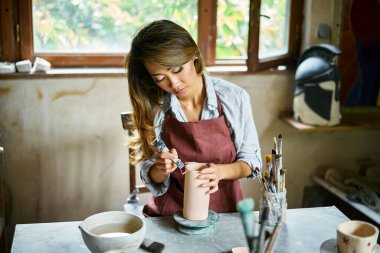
[183,162,210,220]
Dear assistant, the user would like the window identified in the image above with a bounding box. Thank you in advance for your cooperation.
[216,0,250,61]
[32,0,197,54]
[259,0,290,59]
[0,0,303,71]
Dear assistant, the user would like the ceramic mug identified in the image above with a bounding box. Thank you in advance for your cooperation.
[183,162,210,220]
[337,220,379,253]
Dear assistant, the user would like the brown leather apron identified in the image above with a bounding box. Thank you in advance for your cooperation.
[143,96,244,216]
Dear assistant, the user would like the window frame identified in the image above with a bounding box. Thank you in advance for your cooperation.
[1,0,303,72]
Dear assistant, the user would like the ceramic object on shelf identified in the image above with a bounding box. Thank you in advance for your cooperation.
[32,57,51,72]
[15,60,32,73]
[0,62,15,73]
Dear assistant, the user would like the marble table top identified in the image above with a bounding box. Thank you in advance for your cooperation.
[11,206,380,253]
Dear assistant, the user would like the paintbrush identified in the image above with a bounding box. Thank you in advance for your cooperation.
[278,134,282,155]
[273,137,278,154]
[257,207,269,253]
[154,139,188,174]
[236,198,255,252]
[140,238,165,253]
[265,218,282,253]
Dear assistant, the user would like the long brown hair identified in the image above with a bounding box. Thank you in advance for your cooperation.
[125,20,205,164]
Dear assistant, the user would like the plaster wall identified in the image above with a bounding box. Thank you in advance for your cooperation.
[1,73,379,226]
[301,0,343,51]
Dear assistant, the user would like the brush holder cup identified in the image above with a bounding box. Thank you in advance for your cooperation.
[259,190,287,226]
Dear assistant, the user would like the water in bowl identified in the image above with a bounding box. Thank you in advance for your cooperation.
[99,232,130,237]
[90,223,136,237]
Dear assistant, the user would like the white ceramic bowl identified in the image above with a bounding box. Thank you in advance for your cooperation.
[79,211,146,253]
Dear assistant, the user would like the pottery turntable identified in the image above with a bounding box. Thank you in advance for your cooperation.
[173,210,219,235]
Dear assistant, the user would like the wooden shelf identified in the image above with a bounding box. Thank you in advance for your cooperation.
[313,176,380,225]
[280,108,380,132]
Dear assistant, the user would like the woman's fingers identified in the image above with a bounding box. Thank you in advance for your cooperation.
[157,160,177,173]
[202,180,219,194]
[198,163,218,179]
[170,148,178,158]
[155,151,177,175]
[157,150,177,160]
[208,185,219,194]
[198,163,220,194]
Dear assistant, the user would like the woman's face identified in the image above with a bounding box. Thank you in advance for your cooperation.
[144,58,202,100]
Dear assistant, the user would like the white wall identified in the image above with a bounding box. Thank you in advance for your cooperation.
[1,73,379,226]
[0,78,131,223]
[301,0,343,51]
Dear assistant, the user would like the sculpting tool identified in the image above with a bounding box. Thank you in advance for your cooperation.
[154,139,189,174]
[236,198,255,252]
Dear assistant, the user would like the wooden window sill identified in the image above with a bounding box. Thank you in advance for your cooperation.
[280,107,380,132]
[0,68,127,79]
[0,66,294,80]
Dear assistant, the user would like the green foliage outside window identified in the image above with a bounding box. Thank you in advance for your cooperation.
[216,0,289,60]
[33,0,289,60]
[259,0,289,58]
[216,0,249,59]
[33,0,197,53]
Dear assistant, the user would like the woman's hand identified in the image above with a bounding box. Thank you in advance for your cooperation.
[198,163,221,194]
[149,149,178,183]
[187,161,251,194]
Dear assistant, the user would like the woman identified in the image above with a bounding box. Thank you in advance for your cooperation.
[125,20,261,216]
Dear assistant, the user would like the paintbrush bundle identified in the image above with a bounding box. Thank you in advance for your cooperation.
[253,134,286,194]
[256,134,287,227]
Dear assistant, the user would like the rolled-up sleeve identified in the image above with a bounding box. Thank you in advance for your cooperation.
[139,157,170,197]
[233,90,262,177]
[138,106,171,196]
[208,75,262,179]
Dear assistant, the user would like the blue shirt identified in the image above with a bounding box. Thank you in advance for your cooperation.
[139,74,262,196]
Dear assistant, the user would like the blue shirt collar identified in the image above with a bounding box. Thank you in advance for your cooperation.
[203,74,218,111]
